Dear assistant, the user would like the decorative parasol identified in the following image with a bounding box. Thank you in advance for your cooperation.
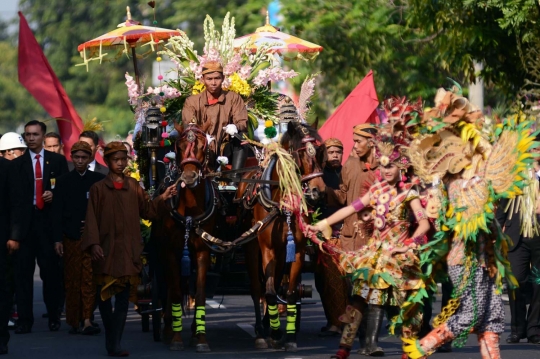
[233,12,323,61]
[77,6,182,89]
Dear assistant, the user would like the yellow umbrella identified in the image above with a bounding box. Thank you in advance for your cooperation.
[233,12,323,61]
[77,6,182,88]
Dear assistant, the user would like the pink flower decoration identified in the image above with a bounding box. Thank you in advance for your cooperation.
[161,132,169,138]
[125,72,139,105]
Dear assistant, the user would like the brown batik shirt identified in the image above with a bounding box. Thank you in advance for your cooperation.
[325,155,378,251]
[182,90,248,153]
[81,176,167,279]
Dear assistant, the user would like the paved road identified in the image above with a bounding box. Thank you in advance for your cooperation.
[5,271,540,358]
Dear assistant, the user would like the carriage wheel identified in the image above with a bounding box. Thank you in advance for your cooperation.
[151,272,162,342]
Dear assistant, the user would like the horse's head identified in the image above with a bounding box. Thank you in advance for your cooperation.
[174,121,211,189]
[281,121,326,207]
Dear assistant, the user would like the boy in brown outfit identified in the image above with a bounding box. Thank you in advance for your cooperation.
[81,141,176,356]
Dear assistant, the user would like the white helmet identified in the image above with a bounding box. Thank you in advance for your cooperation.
[0,132,27,151]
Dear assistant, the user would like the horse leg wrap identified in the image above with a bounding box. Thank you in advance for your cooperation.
[286,304,297,344]
[172,303,183,332]
[268,303,280,332]
[286,291,298,342]
[195,306,206,334]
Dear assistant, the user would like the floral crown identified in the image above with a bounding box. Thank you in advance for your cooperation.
[374,97,422,169]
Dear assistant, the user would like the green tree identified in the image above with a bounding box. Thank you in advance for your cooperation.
[0,28,47,133]
[402,0,531,94]
[16,0,173,139]
[164,0,271,49]
[280,0,454,120]
[10,0,273,138]
[280,0,540,120]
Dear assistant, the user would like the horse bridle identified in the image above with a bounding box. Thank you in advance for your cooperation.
[168,124,217,228]
[177,124,209,174]
[290,126,324,183]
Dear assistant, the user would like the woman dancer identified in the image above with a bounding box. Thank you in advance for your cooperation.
[308,98,430,359]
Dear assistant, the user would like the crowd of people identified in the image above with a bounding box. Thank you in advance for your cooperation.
[0,122,176,357]
[1,61,539,359]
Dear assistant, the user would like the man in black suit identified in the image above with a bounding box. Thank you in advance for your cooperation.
[0,157,25,354]
[497,194,540,344]
[10,120,69,334]
[68,131,108,175]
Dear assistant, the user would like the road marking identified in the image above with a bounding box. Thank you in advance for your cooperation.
[237,323,256,338]
[206,300,225,309]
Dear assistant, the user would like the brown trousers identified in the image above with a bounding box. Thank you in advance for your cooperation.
[63,238,95,328]
[320,253,348,327]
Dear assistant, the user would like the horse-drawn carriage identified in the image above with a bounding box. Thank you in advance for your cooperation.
[132,104,324,348]
[120,12,325,353]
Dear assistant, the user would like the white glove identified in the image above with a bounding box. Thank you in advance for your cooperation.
[224,124,238,136]
[217,156,229,166]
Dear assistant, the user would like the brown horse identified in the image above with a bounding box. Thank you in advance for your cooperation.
[239,120,326,351]
[156,121,218,352]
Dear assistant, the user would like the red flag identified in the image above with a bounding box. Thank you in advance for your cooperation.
[17,12,105,165]
[319,70,379,163]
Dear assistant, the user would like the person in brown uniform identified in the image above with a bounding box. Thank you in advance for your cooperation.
[325,124,378,251]
[324,124,382,356]
[181,61,248,180]
[81,142,176,357]
[317,138,347,337]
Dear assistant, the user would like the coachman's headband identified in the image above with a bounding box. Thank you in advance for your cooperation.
[353,124,377,138]
[202,61,223,75]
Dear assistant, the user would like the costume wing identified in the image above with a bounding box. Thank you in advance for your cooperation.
[446,122,537,241]
[483,124,536,199]
[485,120,539,238]
[446,177,492,240]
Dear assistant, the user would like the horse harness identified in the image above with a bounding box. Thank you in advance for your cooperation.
[167,125,323,254]
[167,124,217,229]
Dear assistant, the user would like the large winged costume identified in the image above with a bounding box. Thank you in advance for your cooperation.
[403,85,539,359]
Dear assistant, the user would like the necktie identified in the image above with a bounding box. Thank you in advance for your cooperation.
[35,154,44,209]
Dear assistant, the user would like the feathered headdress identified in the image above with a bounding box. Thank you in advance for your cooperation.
[374,97,423,168]
[408,82,492,183]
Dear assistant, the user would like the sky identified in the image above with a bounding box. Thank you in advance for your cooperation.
[0,0,18,21]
